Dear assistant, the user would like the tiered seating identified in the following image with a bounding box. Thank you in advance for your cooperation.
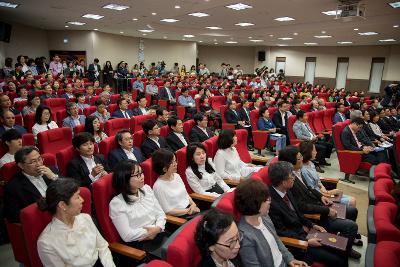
[37,127,73,155]
[104,118,130,136]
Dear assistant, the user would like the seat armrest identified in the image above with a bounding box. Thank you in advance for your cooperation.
[367,205,376,244]
[365,243,375,267]
[251,154,270,163]
[304,213,321,220]
[189,193,216,202]
[109,242,146,260]
[224,179,240,187]
[337,149,364,154]
[279,237,308,249]
[320,177,339,184]
[166,215,186,226]
[368,182,375,205]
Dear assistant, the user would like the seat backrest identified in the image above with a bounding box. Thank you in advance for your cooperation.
[374,179,395,204]
[56,109,68,127]
[92,173,122,243]
[322,108,335,130]
[140,158,158,187]
[219,105,229,123]
[130,114,156,133]
[104,118,130,136]
[37,127,73,155]
[14,100,28,112]
[163,216,203,267]
[23,112,36,133]
[313,110,325,133]
[183,120,195,138]
[176,147,193,193]
[251,165,271,186]
[144,260,173,267]
[325,102,336,109]
[234,129,251,163]
[107,104,118,114]
[99,136,118,159]
[56,146,78,176]
[374,202,400,243]
[73,124,86,135]
[250,109,260,130]
[213,191,241,222]
[43,98,67,111]
[5,220,30,266]
[160,125,171,137]
[203,135,218,158]
[287,115,298,141]
[83,106,97,117]
[210,96,226,111]
[133,130,146,148]
[307,112,317,132]
[300,103,311,112]
[20,187,91,267]
[332,122,346,150]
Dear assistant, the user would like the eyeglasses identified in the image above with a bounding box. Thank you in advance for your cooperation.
[24,156,43,165]
[216,231,243,249]
[131,171,143,179]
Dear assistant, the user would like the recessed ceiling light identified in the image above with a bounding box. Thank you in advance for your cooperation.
[152,12,157,15]
[269,34,274,37]
[82,14,104,20]
[67,21,86,26]
[132,18,138,21]
[102,4,129,11]
[277,44,288,46]
[321,10,342,16]
[358,32,378,36]
[65,25,69,28]
[337,41,353,44]
[160,18,179,23]
[188,12,209,17]
[235,22,254,27]
[393,25,399,28]
[274,17,295,22]
[163,36,167,39]
[142,33,147,36]
[0,1,19,8]
[353,28,359,31]
[293,32,298,36]
[120,31,124,34]
[250,39,264,42]
[198,40,203,43]
[183,34,195,38]
[278,37,293,40]
[379,39,396,42]
[225,41,238,44]
[225,3,253,10]
[93,28,98,31]
[182,38,186,41]
[314,35,332,38]
[304,42,318,45]
[214,42,218,45]
[321,30,326,34]
[174,5,180,9]
[248,36,252,39]
[206,26,222,30]
[138,29,154,33]
[388,2,400,8]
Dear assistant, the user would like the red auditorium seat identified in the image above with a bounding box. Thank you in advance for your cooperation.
[374,178,396,204]
[219,105,236,130]
[160,125,170,137]
[99,136,117,159]
[20,187,91,267]
[234,129,251,163]
[249,109,269,154]
[366,241,400,267]
[107,103,118,114]
[37,127,73,155]
[367,202,400,244]
[104,118,130,136]
[182,119,195,138]
[56,146,77,176]
[132,130,146,148]
[332,120,372,183]
[322,108,335,131]
[144,260,173,267]
[55,109,68,127]
[369,163,393,181]
[5,220,30,266]
[83,106,97,117]
[14,114,23,127]
[325,102,336,109]
[140,158,158,187]
[92,173,146,261]
[210,96,226,111]
[300,103,311,111]
[14,100,27,112]
[203,135,219,158]
[130,114,156,133]
[42,98,66,112]
[287,115,301,145]
[73,124,86,135]
[313,110,331,134]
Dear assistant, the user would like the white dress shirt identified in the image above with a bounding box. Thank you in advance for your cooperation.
[254,221,283,267]
[153,173,190,213]
[149,137,160,148]
[174,132,188,146]
[32,121,59,139]
[80,156,102,182]
[214,147,261,180]
[0,152,14,168]
[109,185,166,242]
[198,126,209,137]
[185,158,230,197]
[280,111,286,127]
[123,148,137,161]
[37,213,115,267]
[23,172,48,197]
[139,107,147,114]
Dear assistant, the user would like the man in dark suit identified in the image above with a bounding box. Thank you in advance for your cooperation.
[166,116,188,152]
[0,110,27,137]
[272,101,290,145]
[108,129,145,169]
[87,58,101,82]
[132,95,149,116]
[112,98,134,118]
[159,80,176,110]
[268,161,352,264]
[290,99,301,116]
[66,132,110,188]
[4,146,59,222]
[341,117,388,165]
[155,107,169,128]
[189,112,215,143]
[237,99,254,149]
[141,119,171,159]
[333,103,347,124]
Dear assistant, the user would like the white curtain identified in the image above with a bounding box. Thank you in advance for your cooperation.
[369,62,384,93]
[304,61,316,85]
[335,62,349,89]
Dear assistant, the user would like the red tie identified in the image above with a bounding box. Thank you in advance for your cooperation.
[283,194,294,211]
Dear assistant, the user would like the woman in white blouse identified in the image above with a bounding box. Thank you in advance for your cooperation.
[37,179,115,267]
[152,149,200,218]
[185,143,230,197]
[369,110,393,140]
[32,105,58,140]
[85,116,108,144]
[0,129,22,168]
[214,129,261,181]
[109,160,168,259]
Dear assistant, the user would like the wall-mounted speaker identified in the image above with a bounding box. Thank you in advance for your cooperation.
[258,51,266,61]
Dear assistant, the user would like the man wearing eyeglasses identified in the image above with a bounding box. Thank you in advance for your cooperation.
[4,146,59,223]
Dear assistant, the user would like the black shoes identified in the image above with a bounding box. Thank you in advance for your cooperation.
[350,249,361,260]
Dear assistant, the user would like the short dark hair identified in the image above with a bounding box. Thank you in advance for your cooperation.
[259,106,268,117]
[75,92,85,99]
[152,149,175,175]
[27,93,39,106]
[167,116,180,129]
[115,129,131,146]
[278,101,287,108]
[136,94,146,102]
[34,105,52,124]
[15,146,40,164]
[351,117,364,126]
[235,179,269,216]
[217,129,235,149]
[66,102,77,114]
[72,132,95,149]
[195,208,234,257]
[336,103,344,110]
[2,128,22,144]
[142,119,158,135]
[84,116,104,136]
[112,160,144,204]
[117,98,127,106]
[156,107,167,117]
[268,161,294,187]
[193,112,206,125]
[37,178,79,215]
[296,110,306,120]
[94,100,105,107]
[181,87,188,93]
[299,141,314,163]
[278,145,300,165]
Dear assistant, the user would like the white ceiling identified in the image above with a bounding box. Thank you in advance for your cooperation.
[0,0,399,46]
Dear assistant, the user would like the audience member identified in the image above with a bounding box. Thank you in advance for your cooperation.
[112,98,133,118]
[1,94,20,115]
[40,85,57,100]
[13,85,28,103]
[272,101,290,144]
[84,116,108,144]
[141,119,170,159]
[132,95,148,115]
[257,106,286,152]
[0,129,22,167]
[178,87,197,118]
[90,100,110,123]
[0,110,26,137]
[155,107,169,127]
[333,103,346,124]
[63,102,86,128]
[22,94,40,116]
[166,116,188,151]
[189,112,215,143]
[32,105,58,140]
[159,81,176,109]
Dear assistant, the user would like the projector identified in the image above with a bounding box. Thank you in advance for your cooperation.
[336,1,366,21]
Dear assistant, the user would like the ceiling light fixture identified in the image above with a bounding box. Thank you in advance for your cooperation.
[225,41,238,44]
[142,33,147,36]
[250,39,264,42]
[188,12,209,17]
[214,42,218,45]
[0,1,19,8]
[269,34,274,37]
[151,12,157,15]
[174,5,180,9]
[160,18,179,22]
[337,41,353,44]
[67,21,86,26]
[82,14,104,20]
[183,34,195,38]
[93,28,98,31]
[102,4,129,11]
[132,18,138,21]
[198,40,203,43]
[393,25,399,28]
[314,35,332,38]
[353,28,359,31]
[65,25,69,28]
[248,36,252,39]
[235,22,254,27]
[138,29,154,33]
[206,26,222,30]
[293,33,298,36]
[321,10,342,16]
[278,37,293,40]
[163,36,167,39]
[321,30,326,34]
[358,32,378,36]
[274,17,295,22]
[225,3,253,10]
[120,31,124,34]
[304,42,318,45]
[388,2,400,8]
[277,44,288,46]
[379,39,396,42]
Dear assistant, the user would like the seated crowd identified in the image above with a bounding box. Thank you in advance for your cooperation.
[1,55,399,267]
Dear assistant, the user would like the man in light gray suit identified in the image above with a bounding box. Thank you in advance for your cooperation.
[62,102,86,129]
[293,111,332,168]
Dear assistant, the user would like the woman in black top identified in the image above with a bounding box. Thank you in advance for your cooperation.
[103,61,114,87]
